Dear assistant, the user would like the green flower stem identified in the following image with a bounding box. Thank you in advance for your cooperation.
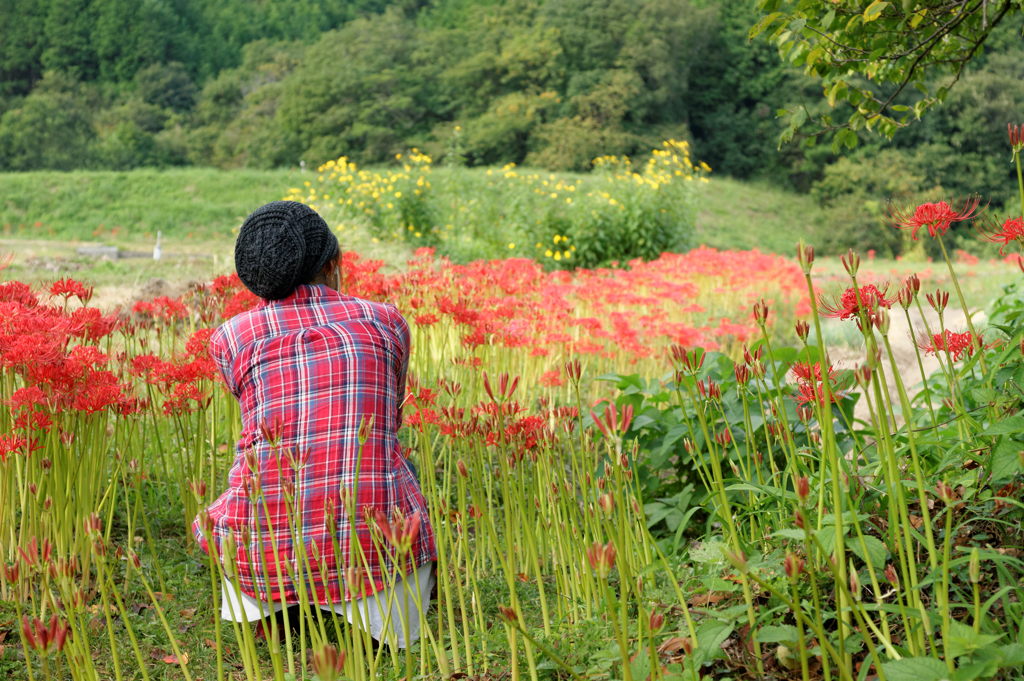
[936,234,987,373]
[789,578,810,681]
[940,497,955,674]
[902,308,940,435]
[802,267,850,673]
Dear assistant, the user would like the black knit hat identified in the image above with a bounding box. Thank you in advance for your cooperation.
[234,201,339,300]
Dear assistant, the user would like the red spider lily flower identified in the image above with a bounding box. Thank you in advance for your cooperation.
[818,284,894,321]
[885,564,900,589]
[670,345,704,375]
[752,299,769,327]
[49,278,93,304]
[482,372,519,403]
[0,434,26,463]
[791,361,845,408]
[1010,123,1024,155]
[734,363,750,384]
[312,643,347,681]
[794,475,810,506]
[564,359,582,384]
[21,614,69,654]
[885,196,986,240]
[497,604,520,626]
[841,248,861,276]
[649,611,665,633]
[715,429,733,446]
[925,289,950,314]
[897,283,914,310]
[915,329,982,362]
[372,509,422,555]
[976,215,1024,254]
[586,541,616,578]
[794,319,809,342]
[783,552,805,581]
[796,241,814,274]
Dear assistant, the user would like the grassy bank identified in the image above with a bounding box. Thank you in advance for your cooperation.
[1,166,813,252]
[0,168,298,243]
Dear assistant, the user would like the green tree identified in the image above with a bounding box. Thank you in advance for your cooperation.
[0,72,93,170]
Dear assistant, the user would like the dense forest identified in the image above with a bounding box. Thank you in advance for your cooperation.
[1,0,1022,253]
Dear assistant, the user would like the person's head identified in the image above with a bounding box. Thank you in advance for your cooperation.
[233,201,341,300]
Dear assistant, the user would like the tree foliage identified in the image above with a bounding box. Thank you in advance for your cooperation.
[750,0,1024,151]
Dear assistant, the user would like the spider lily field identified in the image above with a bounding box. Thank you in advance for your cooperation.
[1,133,1024,681]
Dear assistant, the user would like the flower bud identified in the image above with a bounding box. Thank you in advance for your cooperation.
[884,564,899,589]
[796,240,815,274]
[841,249,860,276]
[783,552,805,582]
[598,492,615,518]
[795,320,810,342]
[649,612,665,633]
[724,549,749,575]
[794,476,810,506]
[969,547,981,583]
[873,307,890,335]
[849,562,862,601]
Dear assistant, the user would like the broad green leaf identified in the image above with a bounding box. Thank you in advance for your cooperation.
[981,415,1024,436]
[691,619,733,668]
[756,625,799,644]
[990,439,1024,480]
[880,656,950,680]
[849,535,887,568]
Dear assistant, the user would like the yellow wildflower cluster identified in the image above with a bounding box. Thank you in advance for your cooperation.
[535,233,576,261]
[282,150,433,236]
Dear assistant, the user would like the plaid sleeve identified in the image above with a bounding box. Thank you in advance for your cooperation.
[387,305,411,429]
[209,324,237,396]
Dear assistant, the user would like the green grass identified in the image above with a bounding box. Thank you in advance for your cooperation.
[0,168,299,243]
[694,176,826,253]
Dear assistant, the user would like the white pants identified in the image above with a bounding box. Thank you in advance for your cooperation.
[221,564,435,649]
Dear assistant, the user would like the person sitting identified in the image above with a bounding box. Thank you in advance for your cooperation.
[194,201,436,648]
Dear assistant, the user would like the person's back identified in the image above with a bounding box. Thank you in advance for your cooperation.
[194,201,436,647]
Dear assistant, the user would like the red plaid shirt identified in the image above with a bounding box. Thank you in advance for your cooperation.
[193,284,436,604]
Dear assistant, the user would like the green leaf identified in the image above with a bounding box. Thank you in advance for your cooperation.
[981,415,1024,436]
[990,440,1024,480]
[756,625,799,644]
[880,656,950,680]
[863,1,889,22]
[849,535,887,568]
[947,620,1004,659]
[773,529,807,540]
[999,642,1024,666]
[691,620,733,668]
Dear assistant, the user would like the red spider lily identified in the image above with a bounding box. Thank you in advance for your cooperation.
[794,319,809,342]
[916,330,982,362]
[976,215,1024,254]
[586,541,616,578]
[796,241,814,274]
[312,643,347,681]
[21,614,69,654]
[783,552,805,581]
[791,361,845,408]
[752,299,769,327]
[885,564,900,589]
[482,372,519,403]
[372,509,422,555]
[49,278,93,304]
[1010,123,1024,155]
[841,248,861,276]
[818,284,894,321]
[670,345,705,374]
[589,402,633,438]
[497,604,520,626]
[794,475,810,506]
[0,434,26,463]
[885,196,986,240]
[926,289,950,314]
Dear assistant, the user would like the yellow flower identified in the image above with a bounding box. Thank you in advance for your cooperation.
[536,243,542,248]
[554,252,562,261]
[395,192,402,198]
[550,193,557,199]
[304,181,311,187]
[553,235,560,243]
[564,250,571,258]
[566,198,572,204]
[415,232,422,237]
[387,203,394,209]
[508,243,515,249]
[545,250,553,257]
